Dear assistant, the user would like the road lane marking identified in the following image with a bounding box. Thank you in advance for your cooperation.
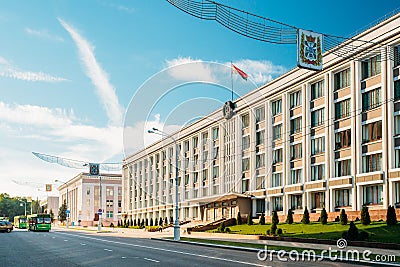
[64,240,68,242]
[54,232,269,267]
[80,243,86,246]
[144,258,160,263]
[104,249,113,252]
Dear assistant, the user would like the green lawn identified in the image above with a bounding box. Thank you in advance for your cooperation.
[209,221,400,243]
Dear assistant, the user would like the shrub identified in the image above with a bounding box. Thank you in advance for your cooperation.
[133,219,137,226]
[387,205,397,226]
[110,222,114,228]
[320,208,328,225]
[237,212,242,225]
[155,218,158,226]
[159,217,163,226]
[340,209,348,225]
[272,210,279,225]
[361,206,371,225]
[302,207,310,224]
[271,223,277,235]
[141,219,145,227]
[130,219,133,227]
[231,218,237,226]
[170,216,174,225]
[259,213,265,225]
[286,209,293,224]
[247,214,253,225]
[266,229,271,236]
[218,222,225,233]
[277,228,283,235]
[347,221,358,241]
[150,218,154,226]
[117,220,120,227]
[359,230,369,241]
[225,227,231,233]
[124,219,127,227]
[145,218,149,226]
[165,217,169,225]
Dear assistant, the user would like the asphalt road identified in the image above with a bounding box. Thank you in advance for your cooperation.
[0,229,360,267]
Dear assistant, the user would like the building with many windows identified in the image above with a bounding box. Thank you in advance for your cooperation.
[123,12,400,223]
[57,173,122,226]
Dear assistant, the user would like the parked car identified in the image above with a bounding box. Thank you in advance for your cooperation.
[0,221,13,233]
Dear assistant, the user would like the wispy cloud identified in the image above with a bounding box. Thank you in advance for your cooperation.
[107,3,135,14]
[232,59,286,84]
[165,56,217,82]
[58,18,124,126]
[0,56,67,82]
[25,27,64,42]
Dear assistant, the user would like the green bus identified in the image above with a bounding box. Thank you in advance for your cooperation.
[27,214,51,232]
[14,215,28,229]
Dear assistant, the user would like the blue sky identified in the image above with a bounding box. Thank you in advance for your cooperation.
[1,0,399,199]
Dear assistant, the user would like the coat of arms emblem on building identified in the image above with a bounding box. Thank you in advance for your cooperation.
[297,29,323,71]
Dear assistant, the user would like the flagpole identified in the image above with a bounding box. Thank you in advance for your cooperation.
[230,61,233,101]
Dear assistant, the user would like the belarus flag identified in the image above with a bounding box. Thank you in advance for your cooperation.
[232,64,248,80]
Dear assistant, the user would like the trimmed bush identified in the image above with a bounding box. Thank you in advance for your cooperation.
[277,228,283,235]
[159,217,163,226]
[320,208,328,225]
[225,227,231,233]
[155,218,158,226]
[387,205,397,225]
[271,223,277,235]
[272,210,279,225]
[218,222,225,233]
[110,222,114,228]
[117,220,120,227]
[340,209,348,225]
[347,221,358,241]
[259,213,265,225]
[266,229,271,236]
[247,214,253,225]
[286,209,293,224]
[170,216,174,225]
[361,206,371,225]
[165,217,168,225]
[302,207,310,224]
[150,218,153,226]
[237,212,242,225]
[145,218,149,226]
[359,230,369,241]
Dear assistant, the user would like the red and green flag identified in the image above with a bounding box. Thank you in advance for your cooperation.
[232,64,248,80]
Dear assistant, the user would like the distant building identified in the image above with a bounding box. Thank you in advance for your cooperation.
[40,196,59,216]
[57,172,122,226]
[123,12,400,223]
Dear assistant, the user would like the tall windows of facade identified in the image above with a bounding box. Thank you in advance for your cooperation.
[362,121,382,143]
[310,164,325,181]
[290,117,302,134]
[395,80,400,100]
[273,124,282,140]
[311,108,325,127]
[334,68,350,90]
[255,106,265,123]
[363,185,383,205]
[311,80,324,100]
[290,169,302,184]
[271,173,282,187]
[362,87,381,111]
[335,99,351,120]
[362,153,382,173]
[311,136,325,155]
[272,196,283,211]
[361,55,381,80]
[271,99,282,116]
[290,194,303,210]
[289,90,302,108]
[290,143,302,160]
[334,189,352,208]
[335,159,351,177]
[335,129,351,150]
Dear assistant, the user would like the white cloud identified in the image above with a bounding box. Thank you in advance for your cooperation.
[233,59,286,84]
[25,27,64,42]
[58,18,124,126]
[0,56,67,82]
[165,56,217,82]
[107,3,135,14]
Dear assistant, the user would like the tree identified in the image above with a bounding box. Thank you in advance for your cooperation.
[286,209,293,224]
[49,209,54,223]
[170,216,174,225]
[247,214,253,225]
[155,217,158,226]
[347,221,358,241]
[361,206,371,225]
[159,217,163,226]
[150,218,154,226]
[58,200,67,223]
[165,217,168,225]
[259,213,265,225]
[302,207,310,224]
[237,211,242,225]
[272,210,279,225]
[340,209,348,225]
[320,208,328,225]
[387,205,397,226]
[145,218,149,226]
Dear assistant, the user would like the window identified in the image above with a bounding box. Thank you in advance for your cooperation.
[256,154,265,168]
[256,176,265,190]
[242,179,249,192]
[256,199,265,214]
[311,80,324,100]
[311,192,325,209]
[106,200,114,207]
[335,189,352,207]
[335,159,351,177]
[212,127,219,141]
[311,164,325,181]
[272,197,283,211]
[118,187,122,196]
[255,106,265,122]
[118,200,122,208]
[362,87,381,111]
[290,90,302,108]
[395,80,400,101]
[334,68,350,90]
[242,136,250,150]
[311,108,324,127]
[106,211,113,218]
[242,158,250,172]
[242,113,250,128]
[335,129,351,150]
[290,143,302,160]
[273,124,282,140]
[213,166,219,178]
[335,99,351,120]
[290,194,303,210]
[271,173,282,187]
[291,117,302,134]
[363,185,383,205]
[362,153,382,173]
[396,149,400,168]
[362,121,382,143]
[290,169,302,184]
[193,136,198,148]
[272,149,283,164]
[271,99,282,116]
[213,147,219,159]
[256,130,265,146]
[311,136,325,155]
[361,55,381,80]
[395,46,400,67]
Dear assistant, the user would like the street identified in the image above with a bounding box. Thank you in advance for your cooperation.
[0,229,361,267]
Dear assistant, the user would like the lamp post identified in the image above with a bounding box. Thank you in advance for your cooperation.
[148,128,180,241]
[20,201,27,216]
[55,179,69,229]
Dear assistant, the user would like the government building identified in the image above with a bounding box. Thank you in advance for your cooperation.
[122,12,400,223]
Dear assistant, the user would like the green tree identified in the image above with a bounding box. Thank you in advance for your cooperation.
[302,207,310,224]
[272,210,279,225]
[347,221,358,240]
[165,217,168,225]
[340,209,348,225]
[320,208,328,225]
[361,206,371,225]
[259,213,265,225]
[247,214,253,225]
[159,217,163,226]
[58,200,67,223]
[387,205,397,226]
[155,217,158,226]
[237,211,242,225]
[286,209,293,224]
[150,218,154,226]
[49,209,54,223]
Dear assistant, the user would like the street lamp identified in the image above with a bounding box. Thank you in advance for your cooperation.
[20,201,27,216]
[55,179,69,229]
[148,127,180,241]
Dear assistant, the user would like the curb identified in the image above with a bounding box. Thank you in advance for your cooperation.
[151,237,400,267]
